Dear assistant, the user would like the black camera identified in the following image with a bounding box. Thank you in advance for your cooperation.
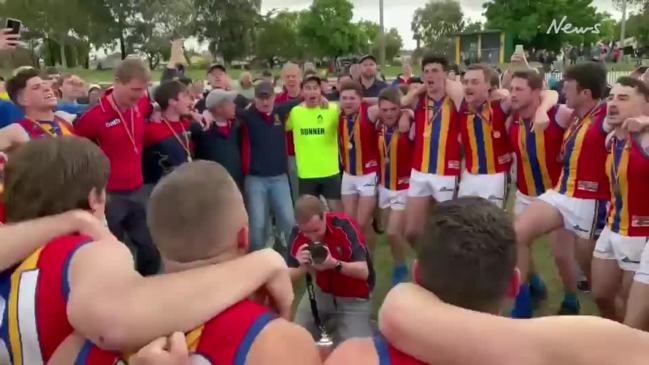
[307,242,328,264]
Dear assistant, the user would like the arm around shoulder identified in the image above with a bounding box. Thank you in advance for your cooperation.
[0,123,28,151]
[246,319,322,365]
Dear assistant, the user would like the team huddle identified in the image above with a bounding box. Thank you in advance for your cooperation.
[1,52,649,365]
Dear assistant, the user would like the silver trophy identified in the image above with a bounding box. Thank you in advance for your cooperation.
[316,326,334,359]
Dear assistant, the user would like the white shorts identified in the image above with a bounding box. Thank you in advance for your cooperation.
[407,169,457,202]
[458,171,508,209]
[341,172,377,197]
[378,187,408,211]
[513,190,536,216]
[594,227,648,272]
[634,242,649,284]
[538,190,608,239]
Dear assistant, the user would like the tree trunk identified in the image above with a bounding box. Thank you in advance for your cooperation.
[119,16,127,60]
[60,40,68,68]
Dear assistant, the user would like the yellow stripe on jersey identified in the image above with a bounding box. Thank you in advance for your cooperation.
[353,116,363,176]
[8,247,44,365]
[563,119,590,195]
[534,130,553,190]
[186,325,205,352]
[466,113,479,174]
[481,107,496,174]
[389,132,399,190]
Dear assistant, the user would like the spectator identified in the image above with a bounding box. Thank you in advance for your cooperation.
[262,70,274,84]
[276,62,304,203]
[392,63,413,87]
[358,55,388,97]
[286,74,342,212]
[58,74,89,114]
[0,28,19,50]
[326,73,353,101]
[195,63,248,112]
[240,81,300,251]
[75,58,161,276]
[87,84,102,106]
[238,71,255,100]
[191,89,245,190]
[142,80,196,191]
[288,195,374,345]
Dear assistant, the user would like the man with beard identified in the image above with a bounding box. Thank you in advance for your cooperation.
[359,55,387,98]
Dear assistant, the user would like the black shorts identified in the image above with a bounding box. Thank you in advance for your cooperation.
[298,173,341,200]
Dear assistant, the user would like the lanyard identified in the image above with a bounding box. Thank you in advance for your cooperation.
[560,104,599,160]
[611,136,630,196]
[162,119,192,162]
[345,113,361,150]
[107,95,138,154]
[425,97,445,125]
[382,124,396,163]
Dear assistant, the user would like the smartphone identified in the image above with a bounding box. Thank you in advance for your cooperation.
[5,18,22,35]
[514,44,524,55]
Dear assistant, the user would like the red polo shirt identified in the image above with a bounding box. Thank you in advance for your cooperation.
[287,212,374,298]
[275,90,302,157]
[75,91,150,192]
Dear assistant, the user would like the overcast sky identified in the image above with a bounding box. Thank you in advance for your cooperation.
[261,0,629,49]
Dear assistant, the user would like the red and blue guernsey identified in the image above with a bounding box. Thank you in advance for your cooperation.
[16,117,74,139]
[460,99,512,175]
[378,123,413,191]
[373,335,425,365]
[339,103,379,176]
[75,300,276,365]
[0,234,92,365]
[412,95,461,175]
[142,118,195,184]
[556,103,609,200]
[606,134,649,237]
[509,106,565,197]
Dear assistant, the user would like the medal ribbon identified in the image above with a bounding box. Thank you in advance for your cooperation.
[559,103,599,160]
[107,95,138,154]
[26,117,63,137]
[162,119,192,162]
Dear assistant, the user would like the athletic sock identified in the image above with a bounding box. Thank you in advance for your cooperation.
[391,263,408,287]
[511,283,533,318]
[557,291,580,315]
[563,291,579,306]
[529,272,544,292]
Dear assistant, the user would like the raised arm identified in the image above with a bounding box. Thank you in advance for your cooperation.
[445,78,465,110]
[401,84,425,109]
[67,243,293,351]
[0,210,113,271]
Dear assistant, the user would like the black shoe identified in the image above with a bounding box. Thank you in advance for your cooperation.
[577,279,591,293]
[557,300,581,315]
[529,282,548,309]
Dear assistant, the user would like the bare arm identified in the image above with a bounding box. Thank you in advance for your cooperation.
[555,104,574,129]
[338,261,369,280]
[0,210,113,271]
[367,105,379,123]
[67,243,293,351]
[445,78,464,110]
[398,109,414,133]
[379,284,649,365]
[0,124,28,151]
[531,90,559,130]
[401,84,425,109]
[362,97,378,106]
[246,319,322,365]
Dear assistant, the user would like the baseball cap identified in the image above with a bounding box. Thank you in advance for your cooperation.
[359,54,377,64]
[207,63,227,74]
[255,81,275,98]
[205,89,237,110]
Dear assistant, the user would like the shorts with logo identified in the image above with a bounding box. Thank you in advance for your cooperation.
[341,172,377,197]
[634,242,649,284]
[513,190,538,216]
[538,189,608,240]
[299,173,342,200]
[378,187,408,211]
[594,227,648,271]
[458,171,508,209]
[407,169,458,202]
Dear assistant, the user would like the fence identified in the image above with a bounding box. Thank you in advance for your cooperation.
[544,70,631,85]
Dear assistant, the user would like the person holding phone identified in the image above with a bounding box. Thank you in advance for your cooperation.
[0,18,21,50]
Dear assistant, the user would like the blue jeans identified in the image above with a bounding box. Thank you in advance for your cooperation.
[245,174,296,251]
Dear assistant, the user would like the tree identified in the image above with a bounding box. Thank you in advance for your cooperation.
[193,0,261,63]
[483,0,602,51]
[256,10,302,66]
[357,20,380,54]
[463,21,483,33]
[626,10,649,46]
[411,0,464,56]
[298,0,362,58]
[371,28,403,62]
